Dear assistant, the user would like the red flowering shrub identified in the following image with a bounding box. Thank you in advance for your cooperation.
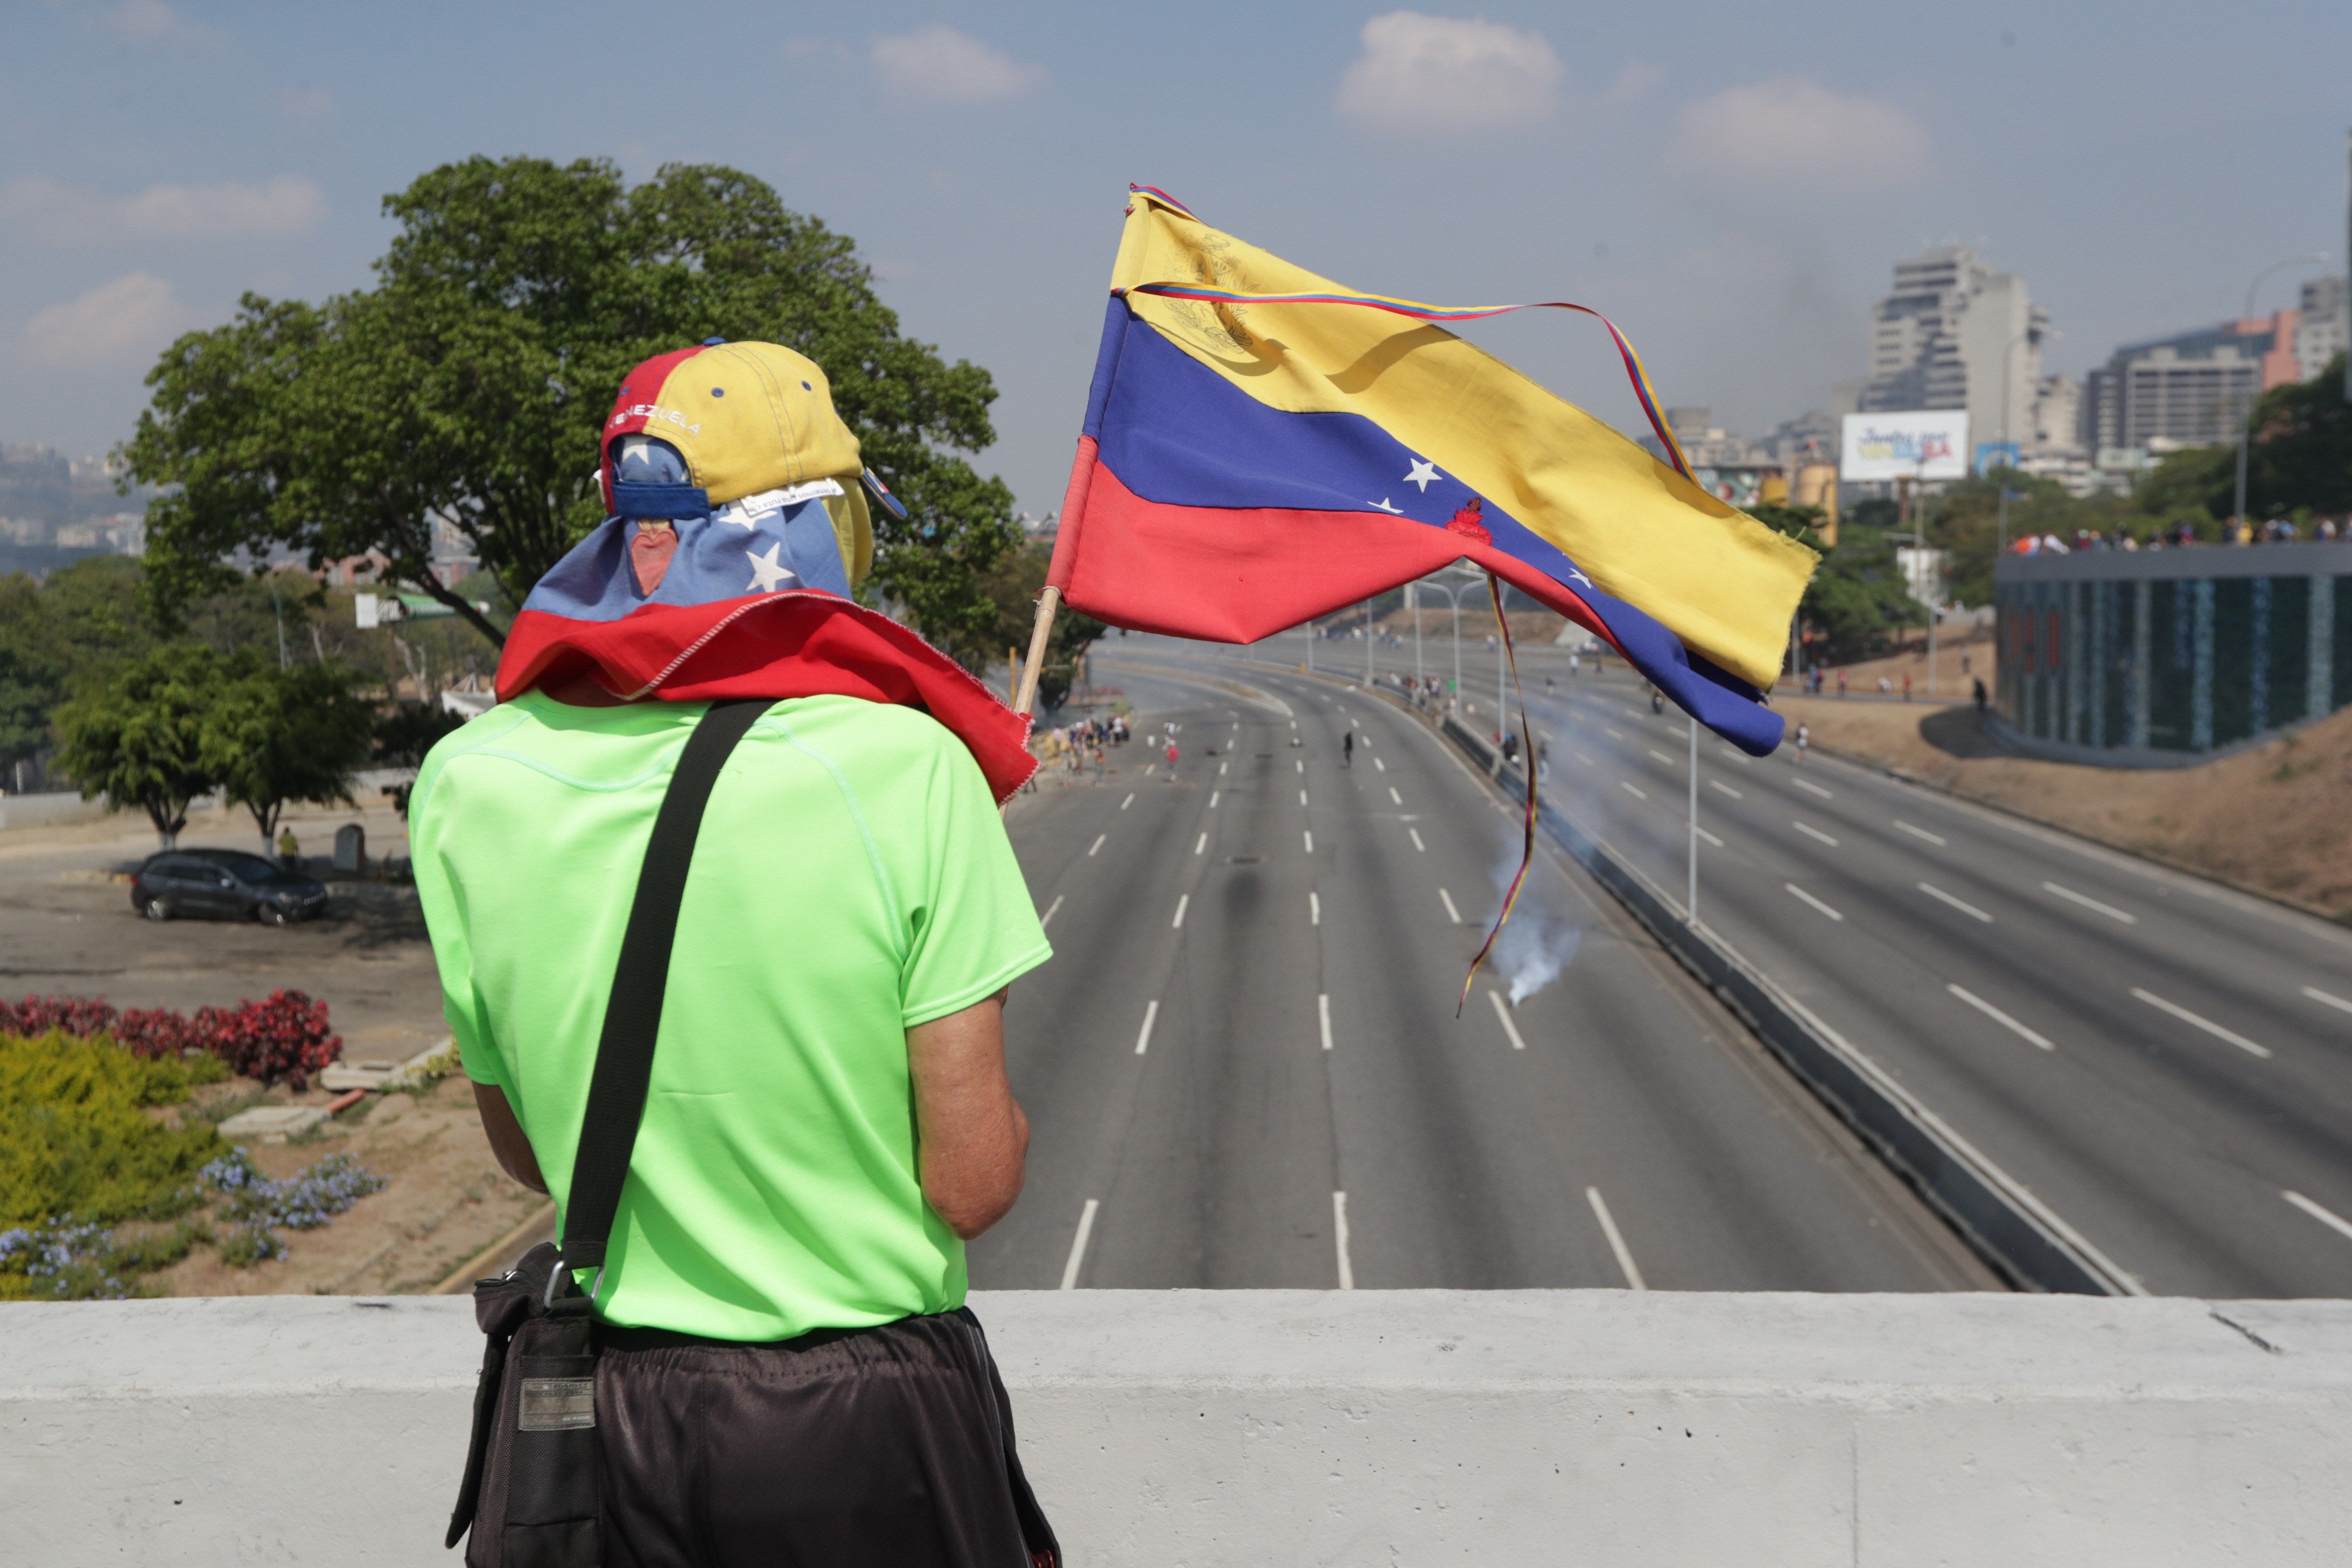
[193,991,341,1090]
[0,990,341,1089]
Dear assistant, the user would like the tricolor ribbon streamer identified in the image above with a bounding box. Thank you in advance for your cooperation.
[1457,570,1539,1017]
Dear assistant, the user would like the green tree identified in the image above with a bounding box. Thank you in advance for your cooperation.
[961,541,1102,711]
[51,647,230,848]
[120,156,1017,660]
[2134,354,2352,523]
[202,661,377,853]
[1798,523,1926,663]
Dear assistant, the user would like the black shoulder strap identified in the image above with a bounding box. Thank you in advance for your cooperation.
[556,698,772,1294]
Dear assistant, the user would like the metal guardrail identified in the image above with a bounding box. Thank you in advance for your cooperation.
[1420,704,2137,1297]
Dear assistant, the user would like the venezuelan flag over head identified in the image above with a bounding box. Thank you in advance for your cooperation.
[1046,186,1819,754]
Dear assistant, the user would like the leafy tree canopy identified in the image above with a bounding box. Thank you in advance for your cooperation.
[51,646,233,848]
[202,661,377,850]
[120,157,1019,660]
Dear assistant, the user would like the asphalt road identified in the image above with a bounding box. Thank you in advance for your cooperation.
[1241,622,2352,1298]
[971,647,1996,1293]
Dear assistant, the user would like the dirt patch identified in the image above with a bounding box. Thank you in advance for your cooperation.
[151,1074,547,1298]
[1784,695,2352,916]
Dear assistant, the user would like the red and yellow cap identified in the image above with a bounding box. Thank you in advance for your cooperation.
[598,339,877,585]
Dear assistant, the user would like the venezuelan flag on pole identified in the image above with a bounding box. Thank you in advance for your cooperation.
[1046,186,1817,754]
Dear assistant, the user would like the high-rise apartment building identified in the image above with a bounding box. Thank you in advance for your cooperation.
[2079,310,2302,452]
[2297,276,2348,380]
[1860,246,2048,457]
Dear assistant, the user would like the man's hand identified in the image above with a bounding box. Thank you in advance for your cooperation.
[472,1082,549,1194]
[907,990,1028,1240]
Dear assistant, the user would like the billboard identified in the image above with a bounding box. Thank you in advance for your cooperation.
[1973,442,2021,474]
[1841,411,1970,481]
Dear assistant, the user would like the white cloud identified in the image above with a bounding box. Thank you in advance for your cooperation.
[0,174,325,242]
[25,272,183,367]
[1668,79,1931,186]
[1335,12,1563,135]
[869,26,1045,104]
[101,0,212,46]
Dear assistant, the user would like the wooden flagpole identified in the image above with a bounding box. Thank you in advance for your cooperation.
[1010,585,1062,724]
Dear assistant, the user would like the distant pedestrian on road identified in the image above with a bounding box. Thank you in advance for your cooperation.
[1972,677,1988,715]
[1902,671,1913,702]
[1092,744,1107,783]
[1836,669,1847,699]
[1165,740,1178,778]
[1794,722,1810,764]
[1342,731,1354,767]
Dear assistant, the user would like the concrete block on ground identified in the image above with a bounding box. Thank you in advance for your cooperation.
[214,1104,327,1143]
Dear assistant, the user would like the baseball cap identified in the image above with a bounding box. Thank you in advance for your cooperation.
[598,339,900,587]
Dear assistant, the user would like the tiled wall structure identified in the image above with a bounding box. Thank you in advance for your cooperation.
[1995,541,2352,758]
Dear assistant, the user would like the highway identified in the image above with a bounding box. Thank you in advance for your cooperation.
[973,646,1996,1293]
[1236,621,2352,1298]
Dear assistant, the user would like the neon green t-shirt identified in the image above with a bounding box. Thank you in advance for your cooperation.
[408,691,1051,1341]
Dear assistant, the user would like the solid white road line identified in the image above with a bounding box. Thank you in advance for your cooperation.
[1219,761,1228,776]
[1785,883,1844,921]
[1488,990,1527,1051]
[1172,894,1189,929]
[1388,786,1403,805]
[1648,748,1674,765]
[1710,780,1742,800]
[1144,764,1155,776]
[1194,832,1207,855]
[1920,883,1993,922]
[2043,881,2138,923]
[2131,987,2272,1058]
[1620,781,1647,800]
[1792,778,1833,799]
[1440,887,1462,924]
[1310,892,1321,926]
[1333,1191,1354,1289]
[1088,834,1105,857]
[1585,1188,1646,1290]
[1040,895,1065,928]
[1949,984,2054,1051]
[1409,828,1426,852]
[1133,999,1159,1055]
[1374,757,1386,772]
[2304,985,2352,1016]
[1299,789,1309,806]
[1296,759,1304,773]
[1120,792,1135,809]
[1793,820,1839,847]
[1209,791,1220,808]
[1304,830,1315,854]
[2285,1190,2352,1244]
[1059,1199,1100,1290]
[1895,820,1948,846]
[1695,826,1724,848]
[1319,992,1334,1052]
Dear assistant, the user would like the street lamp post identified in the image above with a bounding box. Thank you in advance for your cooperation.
[2234,253,2329,534]
[1364,597,1374,688]
[1687,716,1698,923]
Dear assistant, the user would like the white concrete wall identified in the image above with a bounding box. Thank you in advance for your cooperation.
[5,1290,2348,1566]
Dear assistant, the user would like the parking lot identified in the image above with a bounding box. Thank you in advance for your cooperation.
[0,794,446,1065]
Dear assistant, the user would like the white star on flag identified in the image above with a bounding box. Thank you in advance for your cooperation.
[1404,458,1441,492]
[746,540,793,593]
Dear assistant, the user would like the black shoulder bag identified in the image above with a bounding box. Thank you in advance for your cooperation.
[445,697,773,1567]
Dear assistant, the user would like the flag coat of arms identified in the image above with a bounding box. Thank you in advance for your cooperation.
[1045,187,1817,753]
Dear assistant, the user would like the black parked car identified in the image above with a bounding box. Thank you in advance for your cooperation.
[130,849,330,926]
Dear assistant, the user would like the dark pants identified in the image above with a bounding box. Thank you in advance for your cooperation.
[594,1308,1054,1568]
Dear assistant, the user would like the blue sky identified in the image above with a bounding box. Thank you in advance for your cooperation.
[4,0,2348,514]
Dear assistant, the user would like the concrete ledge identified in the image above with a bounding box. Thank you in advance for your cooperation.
[5,1290,2350,1565]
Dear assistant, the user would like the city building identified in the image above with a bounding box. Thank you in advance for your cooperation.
[1859,246,2048,463]
[2078,309,2305,453]
[1994,541,2352,761]
[2297,275,2348,380]
[2030,374,2082,457]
